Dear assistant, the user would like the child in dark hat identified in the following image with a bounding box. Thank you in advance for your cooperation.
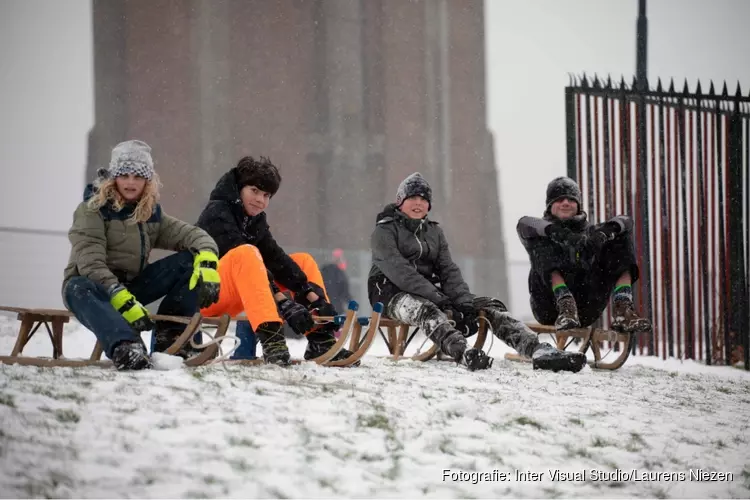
[195,155,356,366]
[517,176,652,333]
[368,172,587,372]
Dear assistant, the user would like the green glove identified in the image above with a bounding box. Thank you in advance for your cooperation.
[190,250,221,308]
[110,286,154,331]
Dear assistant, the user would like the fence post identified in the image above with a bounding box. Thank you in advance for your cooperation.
[565,86,577,180]
[727,92,748,368]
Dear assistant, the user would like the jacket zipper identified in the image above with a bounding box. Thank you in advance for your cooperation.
[138,223,146,272]
[413,220,424,269]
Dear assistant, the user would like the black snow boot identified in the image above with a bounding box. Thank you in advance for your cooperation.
[531,343,586,373]
[256,322,292,366]
[304,325,358,366]
[112,340,151,371]
[462,348,493,371]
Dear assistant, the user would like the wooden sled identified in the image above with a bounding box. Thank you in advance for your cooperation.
[503,322,638,370]
[377,311,489,362]
[0,302,376,369]
[220,302,383,368]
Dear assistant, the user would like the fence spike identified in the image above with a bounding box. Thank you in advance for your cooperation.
[683,78,690,95]
[668,78,676,95]
[696,80,702,95]
[631,75,638,89]
[580,73,589,87]
[620,74,627,90]
[735,81,742,97]
[721,80,729,96]
[592,74,601,88]
[708,80,716,96]
[605,74,613,89]
[656,78,663,92]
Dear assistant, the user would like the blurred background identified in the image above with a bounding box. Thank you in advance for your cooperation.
[1,0,749,321]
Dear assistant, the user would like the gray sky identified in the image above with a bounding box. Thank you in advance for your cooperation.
[486,0,750,262]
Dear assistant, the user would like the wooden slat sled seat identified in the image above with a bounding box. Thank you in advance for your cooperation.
[374,312,489,362]
[0,301,384,369]
[503,322,638,370]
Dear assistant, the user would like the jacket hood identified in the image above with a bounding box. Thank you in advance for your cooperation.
[209,168,242,203]
[83,183,96,202]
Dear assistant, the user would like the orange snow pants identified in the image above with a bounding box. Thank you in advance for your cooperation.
[200,245,329,330]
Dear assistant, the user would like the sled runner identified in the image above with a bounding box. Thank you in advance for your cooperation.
[375,311,489,362]
[0,302,380,368]
[503,322,638,370]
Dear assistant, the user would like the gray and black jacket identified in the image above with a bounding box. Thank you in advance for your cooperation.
[368,204,472,308]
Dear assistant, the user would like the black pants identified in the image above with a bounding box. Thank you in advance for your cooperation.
[528,233,639,328]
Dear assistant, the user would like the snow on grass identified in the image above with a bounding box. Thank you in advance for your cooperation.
[0,315,749,498]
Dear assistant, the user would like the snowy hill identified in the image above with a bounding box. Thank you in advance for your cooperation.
[1,315,748,498]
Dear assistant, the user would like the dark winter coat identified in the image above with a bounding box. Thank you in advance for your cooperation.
[63,184,218,296]
[368,203,473,307]
[195,168,310,294]
[516,212,633,286]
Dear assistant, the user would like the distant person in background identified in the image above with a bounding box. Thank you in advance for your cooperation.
[62,140,221,371]
[321,248,352,315]
[516,176,652,333]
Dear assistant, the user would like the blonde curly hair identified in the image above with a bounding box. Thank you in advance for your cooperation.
[87,173,161,224]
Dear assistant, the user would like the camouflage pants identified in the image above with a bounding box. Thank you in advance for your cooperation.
[386,293,540,357]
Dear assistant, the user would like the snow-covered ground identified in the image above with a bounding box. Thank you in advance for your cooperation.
[1,314,748,499]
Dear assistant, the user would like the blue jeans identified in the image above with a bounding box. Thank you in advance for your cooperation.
[64,251,200,358]
[231,320,257,359]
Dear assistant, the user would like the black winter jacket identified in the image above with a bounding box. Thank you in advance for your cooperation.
[368,204,473,307]
[516,212,633,279]
[195,168,310,294]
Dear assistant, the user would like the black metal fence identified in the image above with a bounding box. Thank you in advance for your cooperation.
[565,75,750,369]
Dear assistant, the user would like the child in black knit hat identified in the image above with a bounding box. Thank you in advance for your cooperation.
[517,176,652,334]
[368,172,587,373]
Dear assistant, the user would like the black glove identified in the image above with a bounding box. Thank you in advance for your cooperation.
[308,297,337,318]
[454,303,479,337]
[278,298,315,335]
[588,222,619,252]
[546,224,587,251]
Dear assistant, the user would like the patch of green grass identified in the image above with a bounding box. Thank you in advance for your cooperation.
[542,487,564,498]
[564,444,592,459]
[191,370,205,380]
[202,475,221,485]
[438,436,455,455]
[254,387,266,396]
[0,393,15,408]
[591,436,614,448]
[32,387,86,404]
[228,437,256,448]
[359,453,385,462]
[716,386,732,394]
[568,417,584,426]
[223,415,245,425]
[514,416,542,430]
[156,419,179,429]
[357,413,391,431]
[626,432,649,452]
[54,409,80,424]
[650,487,668,499]
[668,371,678,378]
[228,458,252,472]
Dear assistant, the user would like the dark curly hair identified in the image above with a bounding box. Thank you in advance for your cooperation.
[234,156,281,196]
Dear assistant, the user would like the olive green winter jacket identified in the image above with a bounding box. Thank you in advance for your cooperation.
[62,185,218,301]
